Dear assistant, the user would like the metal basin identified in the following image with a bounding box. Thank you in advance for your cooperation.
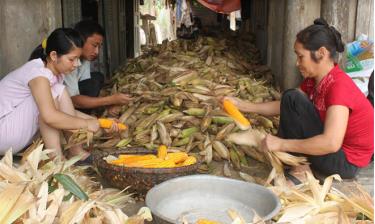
[146,174,281,224]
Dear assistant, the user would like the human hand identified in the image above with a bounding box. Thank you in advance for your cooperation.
[226,129,265,147]
[112,93,132,105]
[261,134,283,152]
[108,105,122,117]
[86,119,100,132]
[222,96,250,112]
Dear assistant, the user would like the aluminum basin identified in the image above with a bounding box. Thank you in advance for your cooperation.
[146,174,280,224]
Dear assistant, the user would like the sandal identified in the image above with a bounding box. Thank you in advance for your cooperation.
[285,171,303,185]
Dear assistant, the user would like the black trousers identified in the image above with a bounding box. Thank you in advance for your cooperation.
[78,72,105,114]
[278,89,359,179]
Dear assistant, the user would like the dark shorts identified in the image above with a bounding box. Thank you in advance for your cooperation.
[78,72,105,114]
[278,89,359,179]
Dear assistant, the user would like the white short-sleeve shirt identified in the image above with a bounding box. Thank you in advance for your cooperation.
[64,60,91,96]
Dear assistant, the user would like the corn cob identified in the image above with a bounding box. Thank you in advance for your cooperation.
[109,155,157,165]
[182,156,197,166]
[222,99,250,130]
[183,108,206,116]
[165,152,188,164]
[157,145,168,160]
[196,219,221,224]
[179,127,199,138]
[98,118,127,130]
[151,159,176,168]
[172,137,190,147]
[212,116,233,124]
[116,138,132,148]
[125,158,164,167]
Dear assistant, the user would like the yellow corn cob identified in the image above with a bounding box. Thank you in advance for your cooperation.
[182,156,197,166]
[108,155,157,165]
[222,99,250,130]
[165,152,189,164]
[196,219,221,224]
[123,155,157,164]
[157,145,168,160]
[125,158,164,168]
[99,118,127,130]
[148,159,176,168]
[109,159,127,166]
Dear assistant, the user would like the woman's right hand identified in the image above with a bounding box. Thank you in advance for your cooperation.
[112,93,132,105]
[86,119,100,132]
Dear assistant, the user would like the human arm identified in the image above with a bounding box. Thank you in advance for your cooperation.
[223,96,280,116]
[262,105,349,155]
[29,77,99,131]
[71,93,132,109]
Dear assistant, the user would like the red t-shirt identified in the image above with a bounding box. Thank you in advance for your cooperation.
[300,65,374,167]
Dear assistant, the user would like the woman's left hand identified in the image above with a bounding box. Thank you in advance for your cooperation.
[261,134,283,152]
[103,118,121,133]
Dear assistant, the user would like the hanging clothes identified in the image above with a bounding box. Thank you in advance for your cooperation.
[176,0,193,28]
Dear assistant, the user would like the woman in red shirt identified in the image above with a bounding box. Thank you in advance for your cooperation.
[225,18,374,180]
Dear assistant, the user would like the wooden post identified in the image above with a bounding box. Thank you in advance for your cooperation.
[267,0,286,88]
[321,0,357,44]
[281,0,321,90]
[355,0,374,40]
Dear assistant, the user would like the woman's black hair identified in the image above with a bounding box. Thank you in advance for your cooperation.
[296,18,345,62]
[74,20,105,41]
[29,28,84,61]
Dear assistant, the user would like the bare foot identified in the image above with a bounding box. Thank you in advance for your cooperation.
[68,145,90,160]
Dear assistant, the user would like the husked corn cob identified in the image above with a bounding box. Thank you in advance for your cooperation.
[196,219,221,224]
[157,145,167,160]
[125,158,164,167]
[165,152,188,164]
[126,159,176,168]
[222,99,250,130]
[182,156,197,166]
[99,118,127,130]
[109,155,157,165]
[150,159,176,168]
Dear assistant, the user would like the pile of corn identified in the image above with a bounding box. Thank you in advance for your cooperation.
[107,145,197,168]
[77,34,307,184]
[0,140,152,224]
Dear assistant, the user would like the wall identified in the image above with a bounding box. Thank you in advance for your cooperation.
[267,0,374,90]
[0,0,62,78]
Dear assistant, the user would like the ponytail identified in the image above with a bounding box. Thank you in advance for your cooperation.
[29,44,46,61]
[297,18,345,62]
[29,28,84,61]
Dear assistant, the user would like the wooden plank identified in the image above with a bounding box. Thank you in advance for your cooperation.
[321,0,357,43]
[355,0,374,40]
[281,0,321,90]
[267,0,285,87]
[119,0,127,62]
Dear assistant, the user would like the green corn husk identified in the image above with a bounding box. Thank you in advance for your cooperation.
[116,138,132,148]
[179,127,199,139]
[172,137,190,147]
[212,116,234,124]
[183,108,206,116]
